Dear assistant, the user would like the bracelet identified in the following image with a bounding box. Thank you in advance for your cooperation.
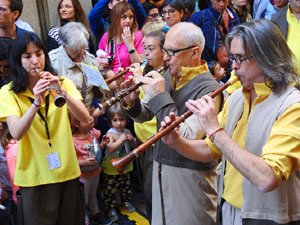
[32,102,41,109]
[209,127,224,143]
[128,48,136,54]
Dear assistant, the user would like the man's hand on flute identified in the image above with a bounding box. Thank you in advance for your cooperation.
[186,95,220,136]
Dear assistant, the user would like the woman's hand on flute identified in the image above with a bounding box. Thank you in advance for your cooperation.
[185,95,220,136]
[33,72,51,106]
[160,112,181,149]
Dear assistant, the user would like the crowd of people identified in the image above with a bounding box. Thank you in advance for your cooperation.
[0,0,300,225]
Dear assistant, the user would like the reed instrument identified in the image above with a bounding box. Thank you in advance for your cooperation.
[97,65,167,115]
[36,69,66,107]
[105,68,129,85]
[104,60,147,85]
[111,75,239,174]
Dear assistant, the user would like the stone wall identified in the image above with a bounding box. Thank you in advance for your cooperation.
[20,0,93,41]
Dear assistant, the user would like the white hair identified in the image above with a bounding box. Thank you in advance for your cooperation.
[59,22,89,53]
[170,22,205,52]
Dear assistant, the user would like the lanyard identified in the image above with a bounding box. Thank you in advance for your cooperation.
[28,95,51,147]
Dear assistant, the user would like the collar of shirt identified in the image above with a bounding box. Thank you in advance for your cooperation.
[171,60,209,90]
[242,82,272,105]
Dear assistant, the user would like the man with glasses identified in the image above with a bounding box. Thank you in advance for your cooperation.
[142,1,160,23]
[122,22,222,225]
[0,0,31,39]
[160,20,300,225]
[189,0,239,73]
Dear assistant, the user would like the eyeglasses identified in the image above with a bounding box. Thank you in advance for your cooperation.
[0,6,9,15]
[229,54,253,65]
[149,13,159,18]
[162,46,196,56]
[161,8,176,17]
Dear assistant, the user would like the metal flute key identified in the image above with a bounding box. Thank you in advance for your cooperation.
[36,69,66,107]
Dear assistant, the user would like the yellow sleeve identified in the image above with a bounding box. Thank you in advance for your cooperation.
[262,103,300,183]
[61,77,82,101]
[204,96,230,159]
[0,83,22,121]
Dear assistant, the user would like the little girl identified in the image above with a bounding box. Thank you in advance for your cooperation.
[101,103,136,222]
[71,114,111,225]
[208,61,226,82]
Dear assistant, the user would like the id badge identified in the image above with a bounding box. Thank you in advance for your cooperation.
[47,152,62,170]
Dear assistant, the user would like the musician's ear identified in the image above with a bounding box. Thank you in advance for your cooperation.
[191,46,200,60]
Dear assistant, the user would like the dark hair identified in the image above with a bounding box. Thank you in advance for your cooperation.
[0,37,13,61]
[225,20,299,94]
[183,0,195,13]
[0,122,13,149]
[142,1,159,15]
[208,61,218,75]
[143,30,166,74]
[108,2,138,43]
[9,0,23,19]
[9,33,56,93]
[57,0,89,29]
[107,102,129,126]
[162,0,185,12]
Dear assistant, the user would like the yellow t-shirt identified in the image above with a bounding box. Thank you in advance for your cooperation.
[206,83,300,208]
[0,77,82,187]
[287,5,300,76]
[134,87,157,143]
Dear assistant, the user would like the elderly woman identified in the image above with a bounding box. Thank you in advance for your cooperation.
[49,22,103,109]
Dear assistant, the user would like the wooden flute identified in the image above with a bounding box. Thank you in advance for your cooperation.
[97,65,167,115]
[104,60,147,85]
[111,75,239,174]
[36,69,66,107]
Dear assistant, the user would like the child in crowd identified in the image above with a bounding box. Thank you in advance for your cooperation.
[71,114,112,225]
[0,122,12,225]
[101,103,136,222]
[1,122,18,225]
[209,60,226,82]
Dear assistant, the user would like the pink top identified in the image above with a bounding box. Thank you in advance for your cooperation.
[4,140,18,204]
[98,30,144,79]
[73,128,102,178]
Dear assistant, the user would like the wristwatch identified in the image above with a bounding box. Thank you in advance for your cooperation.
[128,48,136,54]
